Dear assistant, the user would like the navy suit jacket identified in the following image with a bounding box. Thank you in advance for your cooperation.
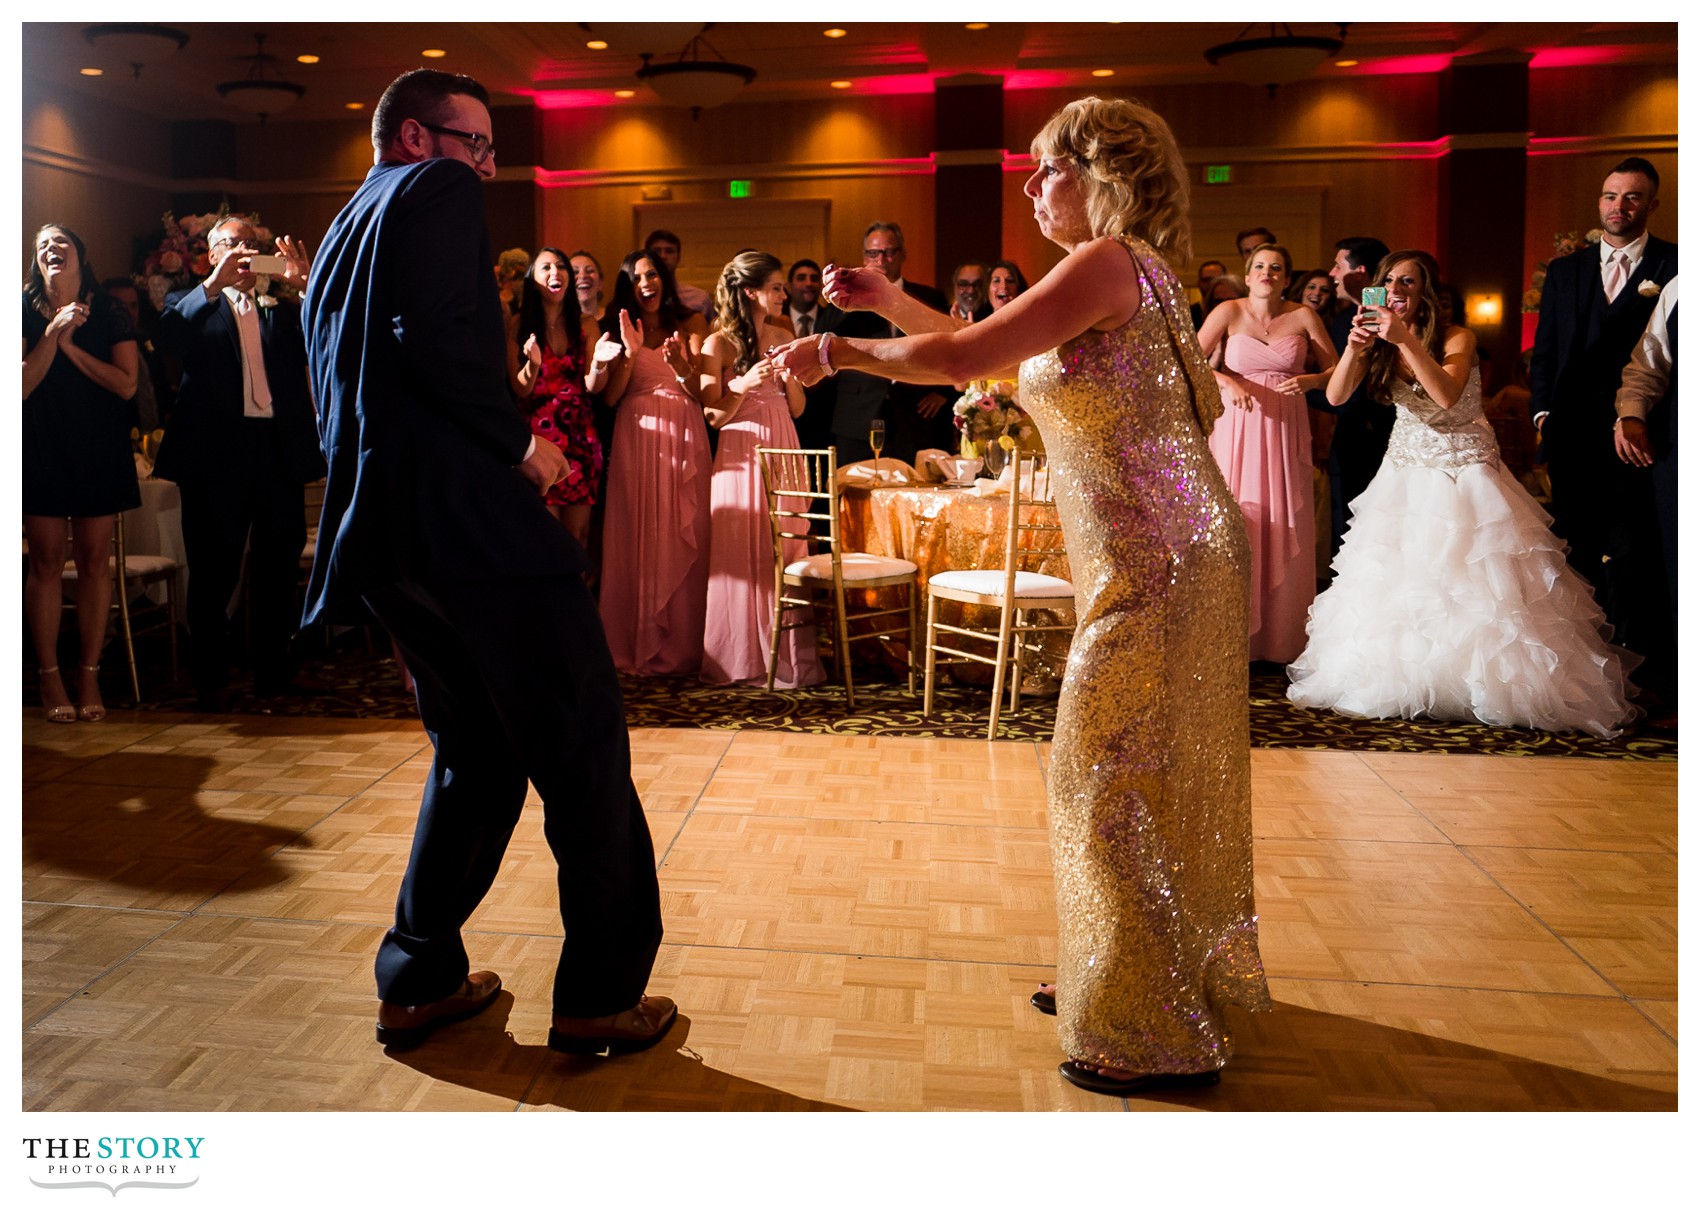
[1530,234,1677,462]
[152,285,324,489]
[825,279,953,439]
[300,158,583,626]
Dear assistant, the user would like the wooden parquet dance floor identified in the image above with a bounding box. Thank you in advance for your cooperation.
[20,713,1676,1112]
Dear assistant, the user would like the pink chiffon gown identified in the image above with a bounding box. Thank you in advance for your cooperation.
[1207,332,1316,662]
[598,343,712,674]
[700,377,825,687]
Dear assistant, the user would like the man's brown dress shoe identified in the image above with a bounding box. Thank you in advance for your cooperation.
[375,970,503,1050]
[547,995,678,1055]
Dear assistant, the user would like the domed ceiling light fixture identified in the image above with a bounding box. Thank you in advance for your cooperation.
[635,32,756,117]
[217,32,306,120]
[83,23,189,79]
[1205,22,1347,96]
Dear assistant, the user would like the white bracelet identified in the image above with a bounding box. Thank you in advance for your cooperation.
[818,331,837,377]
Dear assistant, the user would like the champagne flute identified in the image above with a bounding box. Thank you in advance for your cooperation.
[868,419,886,478]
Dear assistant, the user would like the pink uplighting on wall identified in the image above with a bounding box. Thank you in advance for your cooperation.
[518,88,623,110]
[1529,46,1633,69]
[1347,54,1455,77]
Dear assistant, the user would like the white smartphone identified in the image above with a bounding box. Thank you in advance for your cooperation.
[248,253,287,276]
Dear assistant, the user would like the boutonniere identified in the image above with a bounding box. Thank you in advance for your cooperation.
[256,294,278,309]
[1637,281,1662,298]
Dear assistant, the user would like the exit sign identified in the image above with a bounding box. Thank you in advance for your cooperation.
[728,180,752,198]
[1204,165,1233,185]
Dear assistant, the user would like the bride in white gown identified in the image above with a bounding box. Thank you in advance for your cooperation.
[1287,249,1636,737]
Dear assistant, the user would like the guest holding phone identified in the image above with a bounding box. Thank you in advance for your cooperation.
[1288,250,1635,736]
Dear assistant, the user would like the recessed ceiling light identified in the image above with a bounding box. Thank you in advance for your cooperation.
[296,54,320,65]
[79,67,104,76]
[614,89,636,98]
[965,23,989,31]
[1092,68,1114,77]
[586,40,608,50]
[824,28,847,38]
[1335,59,1358,67]
[345,101,364,110]
[421,49,446,59]
[830,80,853,89]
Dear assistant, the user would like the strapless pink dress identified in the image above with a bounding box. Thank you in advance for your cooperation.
[701,377,825,687]
[599,343,712,675]
[1207,332,1316,662]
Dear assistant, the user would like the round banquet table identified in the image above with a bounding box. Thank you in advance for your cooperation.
[838,482,1075,685]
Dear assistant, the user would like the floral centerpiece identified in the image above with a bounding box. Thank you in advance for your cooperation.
[952,378,1042,457]
[139,209,280,312]
[1521,227,1602,313]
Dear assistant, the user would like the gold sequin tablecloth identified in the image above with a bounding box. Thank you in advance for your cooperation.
[840,483,1074,682]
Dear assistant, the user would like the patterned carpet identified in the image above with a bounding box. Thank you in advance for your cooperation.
[63,636,1677,760]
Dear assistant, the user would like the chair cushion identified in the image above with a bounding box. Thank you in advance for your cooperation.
[785,551,917,581]
[929,569,1074,598]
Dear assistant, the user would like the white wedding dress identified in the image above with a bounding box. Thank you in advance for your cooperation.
[1287,365,1636,737]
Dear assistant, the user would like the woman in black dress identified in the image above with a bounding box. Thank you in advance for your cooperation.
[22,223,139,722]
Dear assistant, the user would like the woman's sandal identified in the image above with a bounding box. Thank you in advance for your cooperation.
[40,667,77,724]
[76,664,106,723]
[1030,985,1057,1016]
[1057,1059,1222,1097]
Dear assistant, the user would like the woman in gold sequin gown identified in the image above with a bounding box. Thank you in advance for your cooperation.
[771,97,1272,1096]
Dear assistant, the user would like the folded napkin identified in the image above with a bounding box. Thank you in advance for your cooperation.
[913,449,953,484]
[133,452,155,480]
[971,465,1051,499]
[836,458,917,488]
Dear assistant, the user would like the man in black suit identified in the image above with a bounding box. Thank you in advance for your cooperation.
[1319,235,1393,558]
[824,221,954,465]
[302,69,673,1054]
[154,217,324,710]
[786,258,843,452]
[1530,157,1676,679]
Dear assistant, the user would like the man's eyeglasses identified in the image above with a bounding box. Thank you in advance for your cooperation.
[862,247,903,260]
[210,233,255,251]
[420,122,495,166]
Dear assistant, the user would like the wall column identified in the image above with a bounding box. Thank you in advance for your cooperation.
[1436,52,1530,370]
[933,76,1005,292]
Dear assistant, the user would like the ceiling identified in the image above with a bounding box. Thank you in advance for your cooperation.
[23,21,1678,126]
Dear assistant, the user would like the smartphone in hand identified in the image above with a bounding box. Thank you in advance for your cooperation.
[1358,286,1388,330]
[248,254,288,276]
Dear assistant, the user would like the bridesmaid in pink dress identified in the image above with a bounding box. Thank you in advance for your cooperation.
[699,252,824,687]
[597,250,713,674]
[1197,243,1337,661]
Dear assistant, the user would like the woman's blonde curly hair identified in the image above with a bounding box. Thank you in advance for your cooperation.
[1030,96,1192,267]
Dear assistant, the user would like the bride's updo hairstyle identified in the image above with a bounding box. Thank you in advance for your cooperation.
[1030,96,1192,266]
[1361,249,1447,405]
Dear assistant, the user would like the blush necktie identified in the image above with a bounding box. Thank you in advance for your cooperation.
[1604,250,1628,303]
[796,313,812,338]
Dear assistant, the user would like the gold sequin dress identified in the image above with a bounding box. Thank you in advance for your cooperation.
[1019,235,1272,1073]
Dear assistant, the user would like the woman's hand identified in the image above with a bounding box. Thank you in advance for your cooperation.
[48,300,88,348]
[592,333,624,368]
[661,333,694,380]
[1214,370,1257,412]
[522,333,543,370]
[730,359,777,395]
[1355,304,1410,347]
[275,235,311,290]
[823,263,899,313]
[1274,374,1305,395]
[617,308,642,358]
[768,336,827,387]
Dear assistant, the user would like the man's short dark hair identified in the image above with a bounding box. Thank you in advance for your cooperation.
[1198,259,1227,276]
[372,69,490,154]
[1235,226,1276,247]
[644,229,682,250]
[788,258,821,279]
[1609,156,1660,194]
[1335,236,1391,273]
[863,221,904,249]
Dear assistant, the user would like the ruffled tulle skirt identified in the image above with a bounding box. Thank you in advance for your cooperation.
[1286,458,1637,738]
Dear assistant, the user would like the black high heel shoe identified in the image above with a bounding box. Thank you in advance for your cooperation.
[1030,987,1056,1015]
[1057,1060,1222,1097]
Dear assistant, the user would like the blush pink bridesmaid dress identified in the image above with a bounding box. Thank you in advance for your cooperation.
[1206,332,1317,662]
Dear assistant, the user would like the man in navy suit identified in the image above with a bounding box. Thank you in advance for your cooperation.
[825,221,955,465]
[155,217,324,710]
[302,69,673,1054]
[1530,157,1677,693]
